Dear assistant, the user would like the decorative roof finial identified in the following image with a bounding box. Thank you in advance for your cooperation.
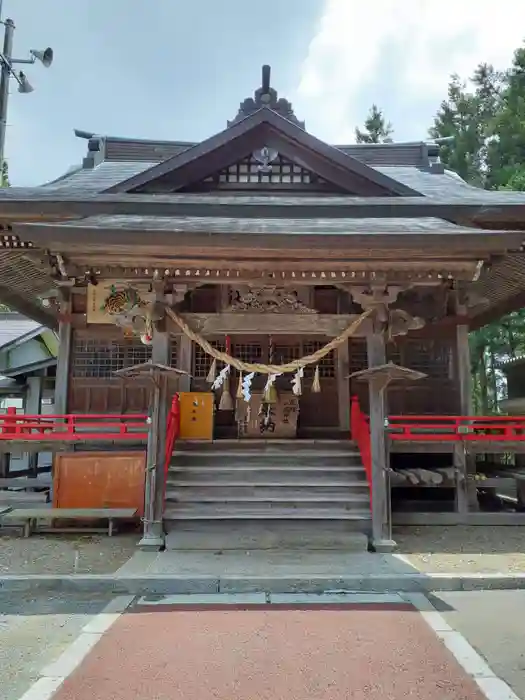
[261,64,271,95]
[228,65,305,129]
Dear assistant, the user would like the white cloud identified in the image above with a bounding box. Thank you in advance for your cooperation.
[294,0,525,143]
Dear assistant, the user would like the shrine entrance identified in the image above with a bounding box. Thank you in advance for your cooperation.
[191,334,339,439]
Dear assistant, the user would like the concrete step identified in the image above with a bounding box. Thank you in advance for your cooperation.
[166,486,368,501]
[171,454,362,468]
[167,468,367,484]
[166,479,367,489]
[164,521,369,551]
[166,493,369,505]
[174,440,358,453]
[164,505,371,520]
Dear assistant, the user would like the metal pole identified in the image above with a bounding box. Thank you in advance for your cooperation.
[0,17,14,169]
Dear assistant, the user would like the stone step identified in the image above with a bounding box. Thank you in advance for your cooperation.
[166,479,367,488]
[166,490,369,503]
[164,521,369,551]
[164,505,371,520]
[170,459,363,471]
[174,440,358,453]
[167,468,367,484]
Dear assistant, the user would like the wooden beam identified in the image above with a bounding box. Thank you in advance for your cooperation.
[365,333,393,550]
[5,193,525,226]
[17,223,523,255]
[177,335,192,392]
[54,289,72,415]
[172,313,372,336]
[455,308,478,512]
[337,341,350,433]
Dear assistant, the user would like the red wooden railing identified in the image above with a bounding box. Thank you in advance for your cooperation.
[164,393,181,484]
[0,408,148,441]
[350,396,372,501]
[388,415,525,442]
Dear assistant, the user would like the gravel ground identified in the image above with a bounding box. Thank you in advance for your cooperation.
[394,525,525,573]
[0,533,139,575]
[1,526,525,576]
[0,593,113,700]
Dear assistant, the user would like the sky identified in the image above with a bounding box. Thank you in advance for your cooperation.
[4,0,525,186]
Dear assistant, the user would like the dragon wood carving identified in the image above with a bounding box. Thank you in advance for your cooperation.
[226,286,318,314]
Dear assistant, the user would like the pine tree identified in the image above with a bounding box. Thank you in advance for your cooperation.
[355,104,393,144]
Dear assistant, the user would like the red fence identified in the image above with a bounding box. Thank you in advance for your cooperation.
[388,415,525,442]
[164,393,181,498]
[350,396,372,501]
[0,408,148,442]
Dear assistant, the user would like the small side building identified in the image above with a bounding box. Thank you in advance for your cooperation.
[0,312,57,475]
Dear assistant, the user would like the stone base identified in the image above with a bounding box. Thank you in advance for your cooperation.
[138,534,165,551]
[371,538,397,553]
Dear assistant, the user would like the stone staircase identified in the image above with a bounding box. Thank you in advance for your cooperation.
[164,440,371,551]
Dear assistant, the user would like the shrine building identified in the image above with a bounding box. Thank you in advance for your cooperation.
[2,66,525,550]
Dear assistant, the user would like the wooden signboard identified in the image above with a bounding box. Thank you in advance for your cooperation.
[236,391,299,438]
[86,281,153,324]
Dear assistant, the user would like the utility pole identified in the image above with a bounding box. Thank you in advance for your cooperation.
[0,1,54,171]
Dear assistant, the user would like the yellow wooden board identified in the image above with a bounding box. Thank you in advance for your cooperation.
[178,392,215,441]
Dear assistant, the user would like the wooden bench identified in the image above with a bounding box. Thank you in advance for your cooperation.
[0,477,51,491]
[0,508,138,537]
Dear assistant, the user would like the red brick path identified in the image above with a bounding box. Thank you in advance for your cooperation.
[53,603,486,700]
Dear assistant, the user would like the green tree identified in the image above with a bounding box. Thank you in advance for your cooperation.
[1,161,9,187]
[429,65,503,186]
[429,50,525,412]
[355,104,393,143]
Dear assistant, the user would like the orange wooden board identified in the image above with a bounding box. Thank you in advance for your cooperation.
[53,451,146,515]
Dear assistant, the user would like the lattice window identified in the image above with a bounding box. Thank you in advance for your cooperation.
[193,341,225,378]
[402,340,451,379]
[169,338,178,367]
[303,341,335,378]
[273,344,301,365]
[386,342,402,365]
[348,340,367,375]
[200,155,326,187]
[233,342,263,365]
[71,337,152,378]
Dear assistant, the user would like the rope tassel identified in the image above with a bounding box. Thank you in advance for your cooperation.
[206,358,217,383]
[236,372,244,399]
[291,367,304,396]
[311,365,321,393]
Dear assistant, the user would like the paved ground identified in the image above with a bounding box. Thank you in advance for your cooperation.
[53,599,486,700]
[0,593,112,700]
[3,591,524,700]
[437,590,525,699]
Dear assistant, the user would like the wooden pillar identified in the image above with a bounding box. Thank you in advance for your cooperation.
[177,334,192,392]
[337,341,350,434]
[150,330,170,546]
[455,315,478,513]
[25,376,43,477]
[54,288,72,416]
[366,333,395,551]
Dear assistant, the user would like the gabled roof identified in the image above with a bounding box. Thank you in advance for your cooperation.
[0,313,43,350]
[103,108,420,197]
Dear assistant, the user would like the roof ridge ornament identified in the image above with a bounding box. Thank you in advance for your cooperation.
[228,65,305,129]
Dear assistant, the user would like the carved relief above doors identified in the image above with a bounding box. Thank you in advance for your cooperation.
[225,286,318,314]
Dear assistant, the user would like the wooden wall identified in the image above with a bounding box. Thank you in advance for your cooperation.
[349,333,460,415]
[65,285,462,418]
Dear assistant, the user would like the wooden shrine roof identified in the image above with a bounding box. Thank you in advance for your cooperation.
[2,67,525,327]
